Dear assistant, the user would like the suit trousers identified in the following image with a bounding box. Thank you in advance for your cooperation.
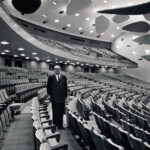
[51,102,65,128]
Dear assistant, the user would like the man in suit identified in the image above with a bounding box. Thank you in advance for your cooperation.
[47,65,67,129]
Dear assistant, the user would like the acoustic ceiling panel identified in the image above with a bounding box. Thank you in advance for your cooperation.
[133,34,150,45]
[95,15,110,34]
[66,0,92,16]
[141,55,150,61]
[113,15,129,24]
[98,2,150,15]
[144,13,150,21]
[122,21,150,33]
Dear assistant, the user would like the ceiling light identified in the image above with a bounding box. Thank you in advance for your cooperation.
[1,52,6,55]
[124,67,127,69]
[104,0,108,3]
[32,52,37,55]
[55,61,59,63]
[95,65,99,67]
[86,18,90,21]
[112,5,116,8]
[1,41,9,45]
[132,51,136,55]
[25,57,29,59]
[13,55,18,57]
[20,53,25,56]
[111,34,115,37]
[90,30,94,33]
[55,19,59,23]
[145,49,150,54]
[128,3,133,6]
[100,33,104,35]
[52,1,57,5]
[79,27,82,30]
[59,61,63,63]
[116,26,120,29]
[67,24,71,27]
[132,36,137,40]
[76,62,80,64]
[66,60,70,63]
[42,14,47,18]
[81,64,84,66]
[4,50,10,53]
[75,13,79,17]
[47,59,51,62]
[86,63,89,65]
[18,48,24,51]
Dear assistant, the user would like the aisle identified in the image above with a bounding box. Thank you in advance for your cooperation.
[1,102,35,150]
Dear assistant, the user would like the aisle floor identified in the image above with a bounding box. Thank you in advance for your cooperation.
[1,100,87,150]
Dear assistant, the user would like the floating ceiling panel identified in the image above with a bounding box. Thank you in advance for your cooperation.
[66,0,92,16]
[141,55,150,61]
[144,13,150,21]
[133,34,150,45]
[113,15,129,24]
[122,21,150,33]
[95,15,110,34]
[98,2,150,15]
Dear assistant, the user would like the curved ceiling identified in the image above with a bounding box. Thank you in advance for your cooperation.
[3,0,150,42]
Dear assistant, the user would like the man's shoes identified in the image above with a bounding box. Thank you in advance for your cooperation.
[58,127,65,130]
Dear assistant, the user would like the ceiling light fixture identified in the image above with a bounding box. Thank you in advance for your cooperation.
[32,52,37,55]
[18,48,24,51]
[75,13,79,17]
[100,33,104,35]
[90,30,94,33]
[111,34,115,37]
[52,1,57,5]
[1,52,6,55]
[14,55,18,57]
[132,51,136,55]
[20,53,25,56]
[104,0,108,3]
[1,41,9,45]
[79,27,82,30]
[145,49,150,54]
[42,14,47,18]
[67,24,71,27]
[86,18,90,21]
[116,26,120,29]
[4,50,10,53]
[25,57,29,59]
[55,19,59,23]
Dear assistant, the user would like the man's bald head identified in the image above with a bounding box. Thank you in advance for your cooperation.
[54,65,61,75]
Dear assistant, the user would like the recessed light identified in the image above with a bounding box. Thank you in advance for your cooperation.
[79,27,82,30]
[145,49,150,54]
[18,48,24,51]
[132,51,136,55]
[86,18,90,21]
[47,59,51,62]
[25,57,29,59]
[14,55,18,57]
[100,33,104,35]
[55,19,59,23]
[111,34,115,37]
[132,36,137,40]
[81,64,84,66]
[1,52,6,55]
[64,62,67,64]
[59,61,63,63]
[67,24,71,27]
[112,5,116,8]
[1,41,9,45]
[55,61,59,63]
[32,52,37,55]
[42,14,47,18]
[76,62,80,64]
[4,50,10,53]
[104,0,108,3]
[124,67,127,69]
[66,60,70,63]
[75,13,79,17]
[20,53,25,56]
[128,3,133,6]
[90,30,94,33]
[52,1,57,5]
[116,26,120,29]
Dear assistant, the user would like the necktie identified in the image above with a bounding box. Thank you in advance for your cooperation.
[57,75,60,81]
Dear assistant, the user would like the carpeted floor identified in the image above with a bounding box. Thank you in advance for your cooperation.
[1,114,35,150]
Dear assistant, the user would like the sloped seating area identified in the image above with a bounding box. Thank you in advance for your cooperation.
[31,88,68,150]
[66,72,150,150]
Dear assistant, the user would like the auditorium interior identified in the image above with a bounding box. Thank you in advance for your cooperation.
[0,0,150,150]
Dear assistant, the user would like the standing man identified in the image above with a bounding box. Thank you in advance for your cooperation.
[47,65,67,129]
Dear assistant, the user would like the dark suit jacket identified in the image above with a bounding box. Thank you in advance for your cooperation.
[47,74,67,103]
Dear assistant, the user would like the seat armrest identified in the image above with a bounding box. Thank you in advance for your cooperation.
[43,124,56,133]
[51,143,68,150]
[46,132,60,142]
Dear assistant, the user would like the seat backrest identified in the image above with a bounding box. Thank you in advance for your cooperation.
[91,129,106,150]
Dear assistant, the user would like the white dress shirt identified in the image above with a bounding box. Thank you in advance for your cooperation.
[55,74,61,82]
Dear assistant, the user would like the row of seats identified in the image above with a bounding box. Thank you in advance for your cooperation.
[31,88,68,150]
